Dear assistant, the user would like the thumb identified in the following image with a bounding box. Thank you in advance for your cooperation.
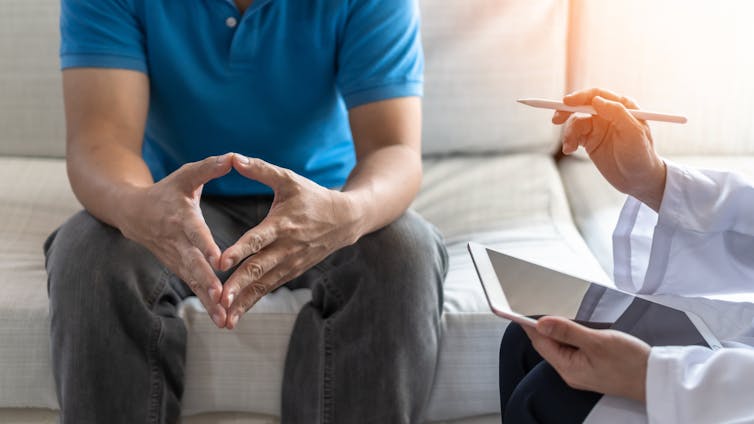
[176,153,233,193]
[537,316,596,349]
[233,155,292,191]
[592,96,639,132]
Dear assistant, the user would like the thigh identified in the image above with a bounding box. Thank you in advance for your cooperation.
[45,210,182,308]
[499,322,544,416]
[287,209,448,317]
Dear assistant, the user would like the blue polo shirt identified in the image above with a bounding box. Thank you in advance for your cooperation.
[60,0,423,195]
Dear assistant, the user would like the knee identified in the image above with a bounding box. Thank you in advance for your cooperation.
[500,322,526,365]
[357,210,448,305]
[502,365,555,423]
[48,211,113,263]
[363,210,447,280]
[503,385,536,423]
[46,211,157,310]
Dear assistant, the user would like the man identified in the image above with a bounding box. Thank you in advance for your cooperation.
[45,0,447,422]
[500,88,754,422]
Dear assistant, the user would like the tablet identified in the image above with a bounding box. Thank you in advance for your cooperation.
[468,242,722,349]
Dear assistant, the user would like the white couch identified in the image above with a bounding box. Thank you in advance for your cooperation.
[2,1,754,423]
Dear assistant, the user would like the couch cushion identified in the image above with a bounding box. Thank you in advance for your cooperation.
[420,0,567,156]
[569,0,754,156]
[0,1,65,158]
[0,409,503,424]
[0,158,76,409]
[1,154,604,421]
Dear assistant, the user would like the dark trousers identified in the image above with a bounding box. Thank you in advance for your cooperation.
[45,196,448,424]
[499,322,602,423]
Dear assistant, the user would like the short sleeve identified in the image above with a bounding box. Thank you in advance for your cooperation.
[60,0,147,73]
[336,0,424,109]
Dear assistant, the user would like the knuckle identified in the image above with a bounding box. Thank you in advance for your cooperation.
[237,296,253,312]
[177,162,192,174]
[243,261,265,282]
[186,252,203,270]
[277,216,295,233]
[275,268,288,282]
[247,233,264,253]
[186,279,201,293]
[280,168,295,182]
[250,282,269,297]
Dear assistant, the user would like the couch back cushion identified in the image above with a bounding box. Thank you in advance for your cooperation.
[0,1,65,158]
[570,0,754,156]
[420,0,568,155]
[1,0,569,159]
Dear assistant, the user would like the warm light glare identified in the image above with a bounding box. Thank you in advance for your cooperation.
[569,0,754,156]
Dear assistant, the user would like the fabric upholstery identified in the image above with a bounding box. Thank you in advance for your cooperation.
[0,1,65,158]
[0,409,501,424]
[418,0,568,155]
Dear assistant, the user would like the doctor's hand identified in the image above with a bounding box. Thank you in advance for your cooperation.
[218,155,362,329]
[553,88,667,211]
[522,316,651,403]
[119,153,234,329]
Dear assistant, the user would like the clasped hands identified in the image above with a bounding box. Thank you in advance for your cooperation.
[118,153,361,329]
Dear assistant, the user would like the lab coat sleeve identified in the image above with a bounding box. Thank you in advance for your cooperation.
[646,346,754,423]
[612,161,754,296]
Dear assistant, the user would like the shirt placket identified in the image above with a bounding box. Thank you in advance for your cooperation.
[220,0,273,70]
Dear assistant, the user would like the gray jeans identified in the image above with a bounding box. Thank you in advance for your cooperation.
[44,196,448,424]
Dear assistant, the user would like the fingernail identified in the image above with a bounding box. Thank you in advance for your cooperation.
[208,255,217,269]
[222,257,233,271]
[208,287,219,302]
[212,312,224,327]
[227,292,235,307]
[216,154,227,164]
[237,154,250,164]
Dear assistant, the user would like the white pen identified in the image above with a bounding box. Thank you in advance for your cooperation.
[517,98,687,124]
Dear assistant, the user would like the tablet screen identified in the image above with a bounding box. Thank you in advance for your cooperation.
[487,248,591,319]
[484,247,711,347]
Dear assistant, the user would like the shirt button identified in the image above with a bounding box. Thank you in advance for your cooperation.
[226,16,238,28]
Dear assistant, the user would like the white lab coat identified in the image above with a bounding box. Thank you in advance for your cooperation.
[583,162,754,424]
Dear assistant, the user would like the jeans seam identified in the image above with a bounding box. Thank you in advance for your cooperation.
[313,251,353,309]
[322,319,335,423]
[144,269,168,309]
[318,267,340,424]
[146,268,170,423]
